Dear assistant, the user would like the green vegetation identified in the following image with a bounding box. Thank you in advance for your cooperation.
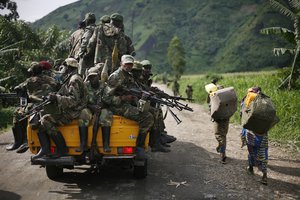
[176,71,300,147]
[33,0,292,74]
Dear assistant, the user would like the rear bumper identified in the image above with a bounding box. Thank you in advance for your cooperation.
[31,156,75,166]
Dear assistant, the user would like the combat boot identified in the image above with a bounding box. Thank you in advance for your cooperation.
[6,124,22,151]
[135,132,148,160]
[76,126,88,153]
[101,126,111,152]
[32,130,51,160]
[16,120,29,153]
[150,129,170,153]
[50,131,67,157]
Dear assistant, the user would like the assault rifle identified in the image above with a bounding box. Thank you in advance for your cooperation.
[122,87,193,124]
[18,98,51,122]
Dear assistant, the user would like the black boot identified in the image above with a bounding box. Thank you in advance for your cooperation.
[16,119,29,153]
[151,129,170,153]
[76,126,88,153]
[32,130,51,160]
[6,124,22,151]
[50,131,67,157]
[135,132,148,160]
[102,126,111,152]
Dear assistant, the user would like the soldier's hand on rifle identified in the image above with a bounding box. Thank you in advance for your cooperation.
[120,94,135,102]
[48,93,57,103]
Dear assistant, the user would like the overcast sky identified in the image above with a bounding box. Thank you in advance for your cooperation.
[1,0,79,22]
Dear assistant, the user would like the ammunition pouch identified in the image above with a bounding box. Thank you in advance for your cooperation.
[137,99,150,113]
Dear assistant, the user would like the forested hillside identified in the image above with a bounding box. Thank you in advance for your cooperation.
[34,0,292,74]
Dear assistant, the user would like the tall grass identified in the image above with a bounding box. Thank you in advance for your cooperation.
[178,72,300,147]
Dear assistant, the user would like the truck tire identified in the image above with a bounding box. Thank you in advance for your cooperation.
[133,159,147,179]
[46,165,63,180]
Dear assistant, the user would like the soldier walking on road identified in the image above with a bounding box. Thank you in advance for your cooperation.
[185,84,193,102]
[172,79,180,96]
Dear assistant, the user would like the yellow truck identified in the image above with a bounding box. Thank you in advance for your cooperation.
[27,115,149,180]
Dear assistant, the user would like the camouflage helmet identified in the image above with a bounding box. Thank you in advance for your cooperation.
[141,60,152,69]
[83,12,96,22]
[110,13,123,22]
[132,61,143,70]
[100,15,110,24]
[87,66,100,76]
[65,58,79,68]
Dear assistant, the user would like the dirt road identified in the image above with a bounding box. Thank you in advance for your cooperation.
[0,84,299,200]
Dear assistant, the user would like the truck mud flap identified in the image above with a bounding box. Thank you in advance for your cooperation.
[31,156,75,166]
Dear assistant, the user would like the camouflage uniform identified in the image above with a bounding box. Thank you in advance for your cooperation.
[69,27,85,60]
[90,14,135,75]
[102,62,154,156]
[78,13,96,76]
[6,62,58,153]
[185,85,193,101]
[172,80,180,96]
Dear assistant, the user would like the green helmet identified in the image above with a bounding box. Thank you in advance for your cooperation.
[141,60,152,69]
[100,15,110,24]
[132,61,143,70]
[83,12,96,22]
[110,13,123,22]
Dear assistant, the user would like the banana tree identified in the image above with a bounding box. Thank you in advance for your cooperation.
[260,0,300,90]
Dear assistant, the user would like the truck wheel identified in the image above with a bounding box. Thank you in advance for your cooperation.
[133,159,147,179]
[46,165,63,180]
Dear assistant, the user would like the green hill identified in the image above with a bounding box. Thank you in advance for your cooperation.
[33,0,293,74]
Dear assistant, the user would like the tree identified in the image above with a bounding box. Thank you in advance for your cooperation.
[167,35,186,80]
[261,0,300,90]
[0,0,19,21]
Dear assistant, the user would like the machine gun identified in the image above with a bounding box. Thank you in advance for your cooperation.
[122,87,193,124]
[18,98,51,122]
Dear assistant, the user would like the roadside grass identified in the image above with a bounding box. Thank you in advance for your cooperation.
[176,72,300,148]
[0,107,14,133]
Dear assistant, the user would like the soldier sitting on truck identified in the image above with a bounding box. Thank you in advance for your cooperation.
[6,62,58,154]
[77,66,113,154]
[33,58,87,160]
[102,55,154,160]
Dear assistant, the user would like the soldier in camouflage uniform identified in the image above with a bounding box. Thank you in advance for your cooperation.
[139,60,176,152]
[185,84,193,102]
[90,13,135,76]
[78,12,96,77]
[102,55,154,159]
[77,66,113,153]
[6,62,58,153]
[33,58,87,160]
[69,20,86,60]
[172,79,180,96]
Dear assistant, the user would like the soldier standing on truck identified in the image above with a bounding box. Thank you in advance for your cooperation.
[77,66,113,153]
[102,55,154,160]
[91,13,135,76]
[33,58,87,160]
[78,12,96,77]
[6,61,58,154]
[69,20,86,60]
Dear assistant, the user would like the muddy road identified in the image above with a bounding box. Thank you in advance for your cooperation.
[0,84,299,200]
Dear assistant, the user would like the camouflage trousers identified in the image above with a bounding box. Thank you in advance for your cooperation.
[213,119,229,154]
[78,56,94,77]
[40,113,74,136]
[111,103,154,134]
[78,108,113,127]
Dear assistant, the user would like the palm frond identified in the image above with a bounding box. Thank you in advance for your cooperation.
[289,0,300,9]
[270,0,297,19]
[0,40,24,51]
[273,47,296,56]
[0,48,19,56]
[260,27,296,45]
